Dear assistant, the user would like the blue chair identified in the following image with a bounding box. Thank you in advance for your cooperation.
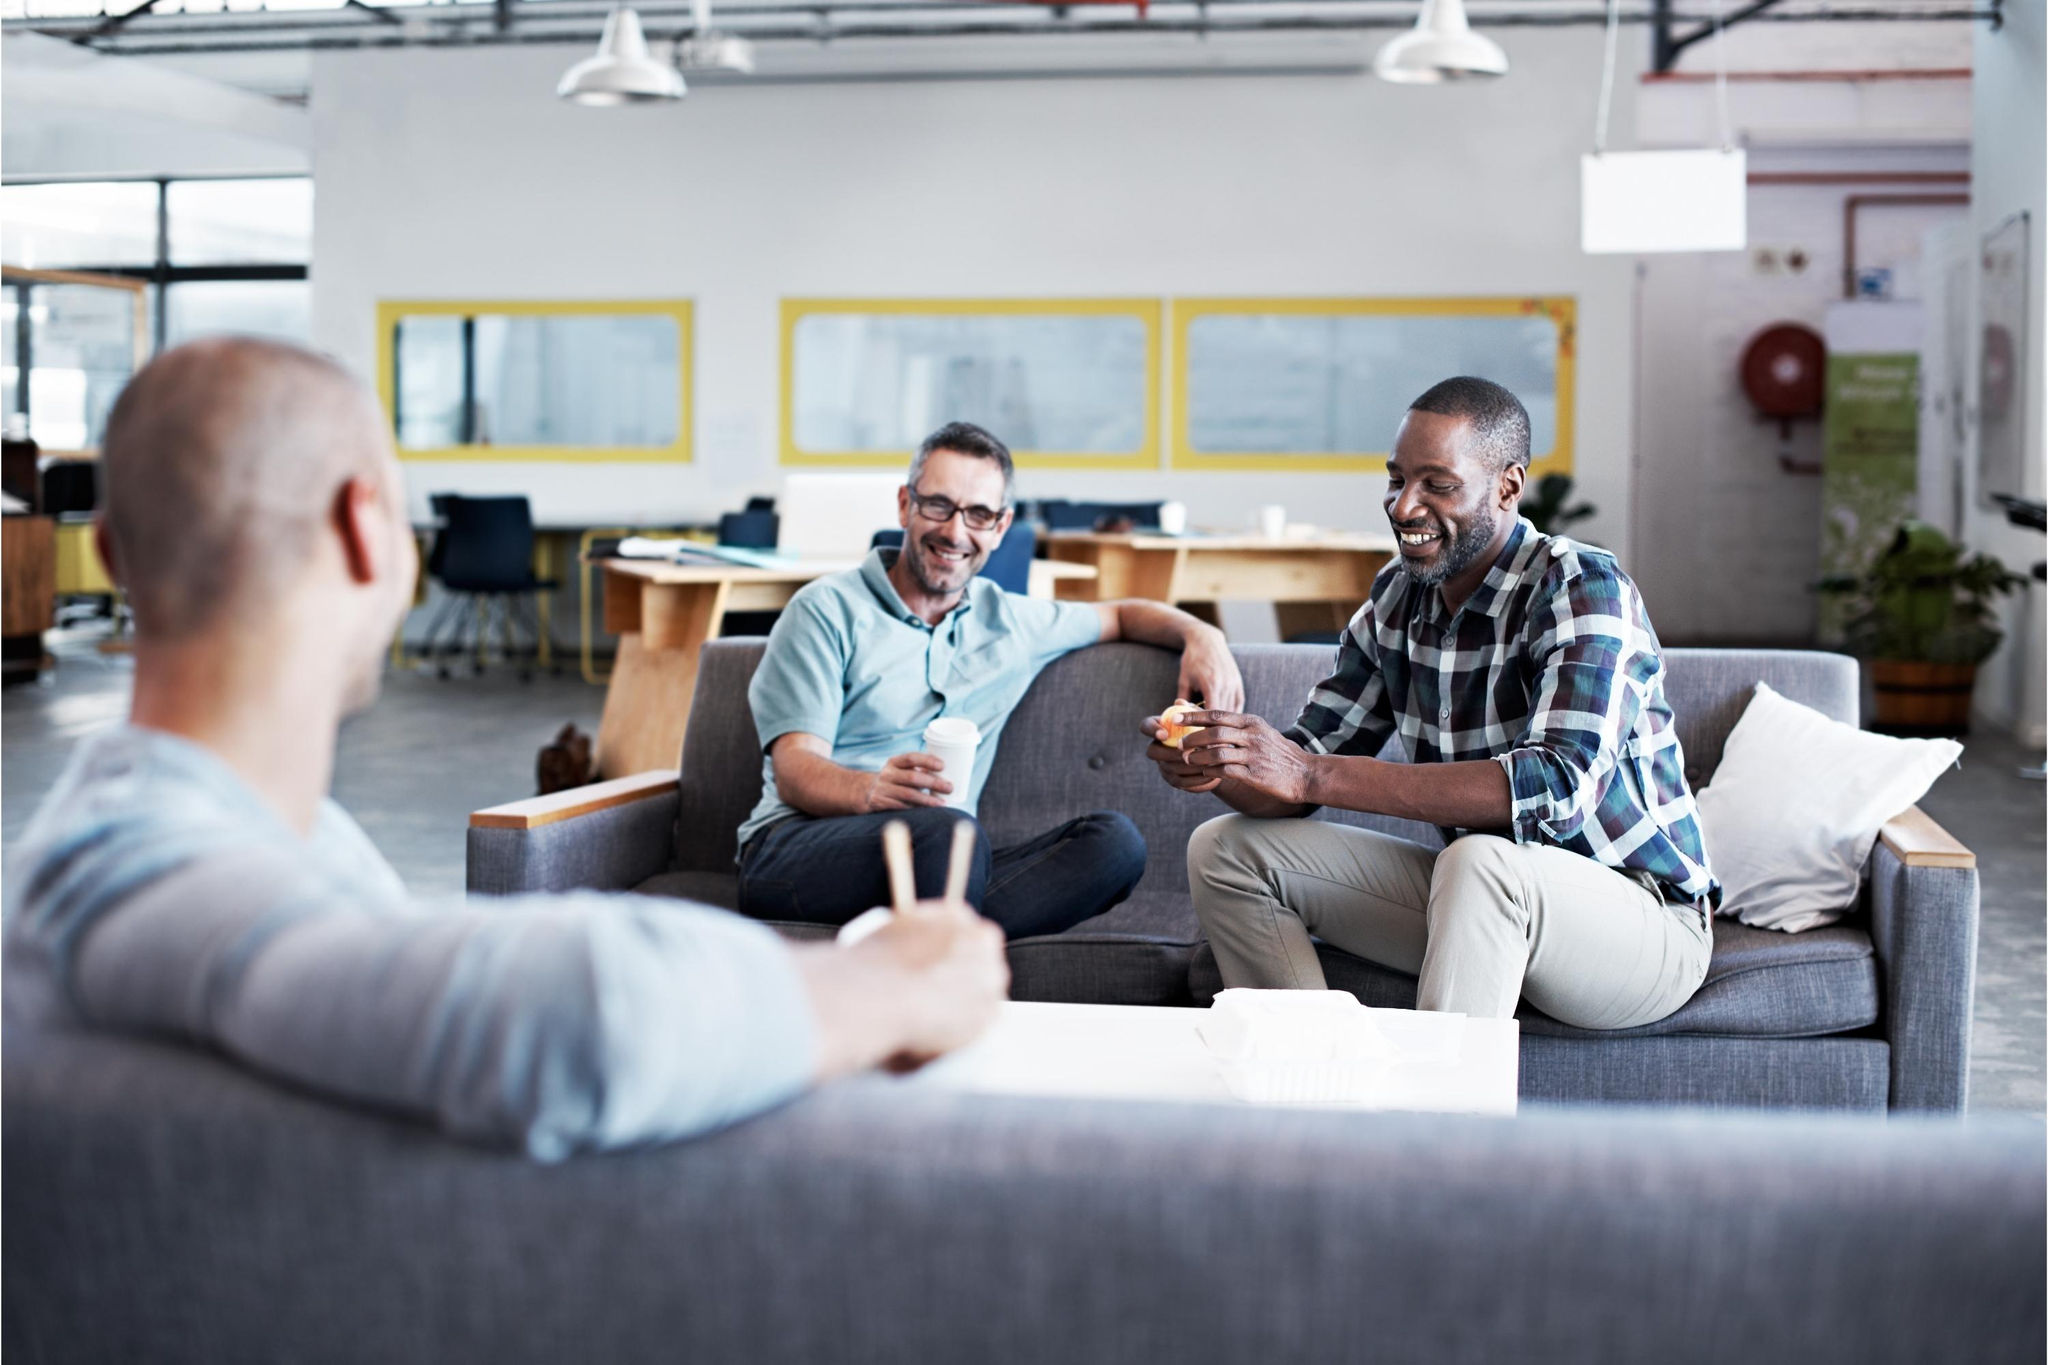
[1033,499,1163,533]
[717,500,779,550]
[870,522,1036,595]
[420,494,558,679]
[717,499,784,637]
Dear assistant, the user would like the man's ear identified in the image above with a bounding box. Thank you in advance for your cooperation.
[333,476,384,585]
[897,484,914,530]
[91,515,125,590]
[1498,460,1527,510]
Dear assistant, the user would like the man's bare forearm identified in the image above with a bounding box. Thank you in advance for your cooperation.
[773,745,872,817]
[1111,599,1221,651]
[1304,754,1512,830]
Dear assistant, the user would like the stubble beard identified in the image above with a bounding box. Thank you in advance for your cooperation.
[1399,505,1498,588]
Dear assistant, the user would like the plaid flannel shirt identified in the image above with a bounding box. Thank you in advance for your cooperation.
[1284,517,1720,910]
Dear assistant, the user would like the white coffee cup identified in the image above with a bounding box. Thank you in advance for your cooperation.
[1157,501,1189,535]
[922,716,982,811]
[1257,504,1287,539]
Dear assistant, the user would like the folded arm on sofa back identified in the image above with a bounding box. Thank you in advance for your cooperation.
[1869,805,1978,1113]
[467,770,680,896]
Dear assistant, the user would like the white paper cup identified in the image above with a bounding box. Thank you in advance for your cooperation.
[1257,504,1287,539]
[1157,501,1188,535]
[922,717,982,811]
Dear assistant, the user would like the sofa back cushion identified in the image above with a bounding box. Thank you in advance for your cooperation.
[673,639,1861,881]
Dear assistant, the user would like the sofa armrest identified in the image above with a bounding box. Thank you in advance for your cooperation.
[1866,805,1979,1112]
[466,771,680,896]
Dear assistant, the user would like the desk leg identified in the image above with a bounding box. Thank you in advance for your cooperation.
[594,579,731,779]
[532,533,556,671]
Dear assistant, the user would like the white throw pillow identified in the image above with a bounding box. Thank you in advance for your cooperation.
[1695,681,1962,933]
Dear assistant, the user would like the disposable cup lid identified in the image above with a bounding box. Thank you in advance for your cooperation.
[924,717,981,745]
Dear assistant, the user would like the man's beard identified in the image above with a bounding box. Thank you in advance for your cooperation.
[1398,505,1498,588]
[905,533,983,597]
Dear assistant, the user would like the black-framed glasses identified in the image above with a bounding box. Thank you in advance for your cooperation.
[908,486,1008,532]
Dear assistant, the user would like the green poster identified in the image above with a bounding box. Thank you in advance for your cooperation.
[1818,315,1921,644]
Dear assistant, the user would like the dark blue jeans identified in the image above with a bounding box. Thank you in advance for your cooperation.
[739,807,1147,941]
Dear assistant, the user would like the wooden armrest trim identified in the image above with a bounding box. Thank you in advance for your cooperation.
[470,769,680,831]
[1878,805,1976,870]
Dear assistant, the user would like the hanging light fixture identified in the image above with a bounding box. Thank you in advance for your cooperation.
[1372,0,1509,84]
[557,8,685,105]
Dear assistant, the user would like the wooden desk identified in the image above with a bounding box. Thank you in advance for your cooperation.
[2,514,54,683]
[1044,531,1396,638]
[594,555,1097,779]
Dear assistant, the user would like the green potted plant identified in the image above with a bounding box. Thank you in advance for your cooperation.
[1817,520,2027,736]
[1522,473,1597,539]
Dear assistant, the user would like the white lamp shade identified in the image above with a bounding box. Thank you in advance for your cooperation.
[1372,0,1509,84]
[557,8,685,105]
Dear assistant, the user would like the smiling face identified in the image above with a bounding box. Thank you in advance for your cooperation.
[1383,408,1524,595]
[896,447,1013,601]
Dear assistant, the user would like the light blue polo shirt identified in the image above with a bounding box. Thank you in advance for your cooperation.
[738,548,1105,854]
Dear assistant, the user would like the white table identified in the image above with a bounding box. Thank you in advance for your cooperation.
[900,1001,1519,1116]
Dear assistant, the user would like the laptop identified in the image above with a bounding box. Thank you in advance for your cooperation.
[776,472,905,561]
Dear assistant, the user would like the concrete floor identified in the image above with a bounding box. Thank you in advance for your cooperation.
[5,627,2043,1114]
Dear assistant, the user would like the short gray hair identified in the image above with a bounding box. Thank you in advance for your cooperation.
[909,421,1015,504]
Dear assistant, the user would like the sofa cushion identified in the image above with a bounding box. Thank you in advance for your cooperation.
[1190,915,1880,1040]
[633,877,1199,1006]
[635,870,743,909]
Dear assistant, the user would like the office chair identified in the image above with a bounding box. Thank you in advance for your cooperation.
[717,499,783,637]
[870,522,1036,595]
[419,494,559,679]
[1034,499,1164,533]
[39,460,97,517]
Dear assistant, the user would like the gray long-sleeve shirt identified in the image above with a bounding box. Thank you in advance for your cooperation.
[3,726,817,1161]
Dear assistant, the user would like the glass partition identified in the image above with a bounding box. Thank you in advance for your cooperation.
[376,300,692,462]
[782,299,1161,469]
[1,183,160,271]
[1172,298,1575,474]
[166,178,314,266]
[1,267,151,455]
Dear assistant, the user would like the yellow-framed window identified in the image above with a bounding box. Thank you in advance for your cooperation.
[780,298,1162,470]
[375,299,692,463]
[1170,297,1575,475]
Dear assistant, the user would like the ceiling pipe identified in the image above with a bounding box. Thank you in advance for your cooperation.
[1841,192,1969,299]
[13,0,2001,54]
[1644,67,1973,81]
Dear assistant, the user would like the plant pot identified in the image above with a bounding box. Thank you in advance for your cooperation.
[1869,659,1978,737]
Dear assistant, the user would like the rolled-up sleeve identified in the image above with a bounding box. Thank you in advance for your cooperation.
[1497,567,1653,846]
[749,593,850,754]
[1283,610,1395,758]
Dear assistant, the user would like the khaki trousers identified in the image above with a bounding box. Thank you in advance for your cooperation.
[1187,815,1713,1030]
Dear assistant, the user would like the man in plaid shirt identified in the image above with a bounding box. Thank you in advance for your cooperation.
[1146,377,1718,1030]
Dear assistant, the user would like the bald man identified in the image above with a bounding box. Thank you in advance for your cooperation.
[3,338,1008,1160]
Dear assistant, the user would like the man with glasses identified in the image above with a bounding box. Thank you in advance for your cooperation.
[736,421,1243,939]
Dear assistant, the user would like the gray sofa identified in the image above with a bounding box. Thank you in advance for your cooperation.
[5,1026,2042,1365]
[470,641,1981,1113]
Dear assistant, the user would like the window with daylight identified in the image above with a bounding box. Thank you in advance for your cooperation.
[0,177,311,452]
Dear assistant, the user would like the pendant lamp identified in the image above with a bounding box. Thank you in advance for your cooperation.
[557,8,685,105]
[1372,0,1509,84]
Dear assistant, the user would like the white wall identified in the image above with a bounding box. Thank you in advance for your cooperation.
[1966,0,2047,745]
[308,33,1640,561]
[1630,146,1969,644]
